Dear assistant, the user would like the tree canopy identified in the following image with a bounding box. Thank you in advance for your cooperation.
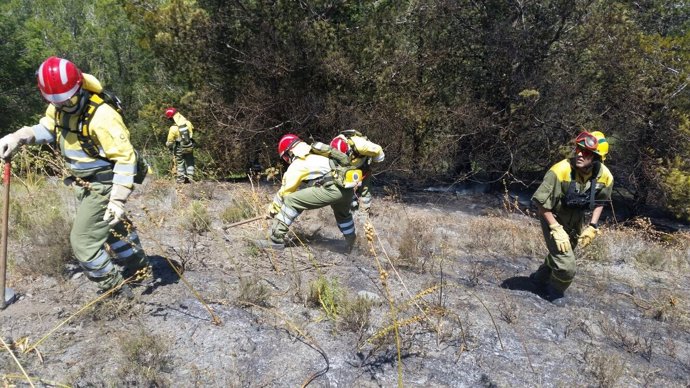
[1,0,689,218]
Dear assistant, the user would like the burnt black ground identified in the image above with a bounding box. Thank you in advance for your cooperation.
[1,179,689,387]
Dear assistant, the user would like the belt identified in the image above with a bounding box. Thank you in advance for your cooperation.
[63,170,114,187]
[82,170,114,183]
[309,175,334,187]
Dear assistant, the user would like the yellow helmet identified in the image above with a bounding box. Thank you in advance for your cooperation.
[590,131,608,161]
[575,131,609,161]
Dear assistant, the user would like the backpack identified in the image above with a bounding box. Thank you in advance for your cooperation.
[75,91,149,184]
[310,142,363,189]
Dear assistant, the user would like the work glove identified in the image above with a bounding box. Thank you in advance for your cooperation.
[267,201,280,218]
[549,223,572,253]
[578,225,600,248]
[0,126,36,159]
[103,184,132,226]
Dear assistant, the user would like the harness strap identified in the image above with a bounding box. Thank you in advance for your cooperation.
[77,94,105,159]
[567,160,601,210]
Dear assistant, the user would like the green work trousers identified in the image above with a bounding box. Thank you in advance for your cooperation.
[174,146,195,183]
[532,211,584,293]
[270,182,354,243]
[354,173,373,211]
[72,181,148,290]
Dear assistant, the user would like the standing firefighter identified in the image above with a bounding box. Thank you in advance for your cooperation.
[0,57,149,297]
[529,131,613,304]
[256,134,362,252]
[165,107,195,183]
[330,130,384,214]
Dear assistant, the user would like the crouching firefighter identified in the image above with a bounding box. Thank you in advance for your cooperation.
[330,129,385,214]
[164,107,195,183]
[256,134,363,252]
[0,57,150,297]
[528,131,613,304]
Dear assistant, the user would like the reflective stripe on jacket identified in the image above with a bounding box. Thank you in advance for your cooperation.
[277,152,332,199]
[347,135,385,168]
[35,77,137,187]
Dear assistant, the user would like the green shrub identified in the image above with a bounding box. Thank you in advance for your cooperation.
[308,276,342,320]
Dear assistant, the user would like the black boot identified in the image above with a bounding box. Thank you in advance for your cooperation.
[544,284,566,306]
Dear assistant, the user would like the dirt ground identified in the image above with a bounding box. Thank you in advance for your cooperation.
[1,177,689,387]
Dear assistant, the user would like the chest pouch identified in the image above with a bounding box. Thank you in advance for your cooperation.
[562,161,600,210]
[562,181,592,209]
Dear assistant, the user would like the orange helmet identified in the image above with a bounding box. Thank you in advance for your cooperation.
[278,134,301,163]
[36,56,83,103]
[330,136,349,154]
[165,107,177,118]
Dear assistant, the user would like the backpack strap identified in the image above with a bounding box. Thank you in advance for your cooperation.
[588,161,601,210]
[77,93,108,159]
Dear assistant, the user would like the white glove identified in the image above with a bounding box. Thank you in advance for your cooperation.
[103,184,132,226]
[0,126,35,159]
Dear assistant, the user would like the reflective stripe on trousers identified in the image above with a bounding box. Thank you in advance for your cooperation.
[109,231,143,260]
[80,248,115,278]
[276,205,301,226]
[338,217,355,236]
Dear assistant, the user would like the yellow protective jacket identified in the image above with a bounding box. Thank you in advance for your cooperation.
[341,134,384,169]
[270,142,331,212]
[32,74,137,188]
[165,112,194,147]
[532,158,614,219]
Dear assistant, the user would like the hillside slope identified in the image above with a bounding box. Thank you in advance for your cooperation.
[1,178,689,387]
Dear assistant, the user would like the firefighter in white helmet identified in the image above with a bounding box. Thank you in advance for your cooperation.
[0,57,149,298]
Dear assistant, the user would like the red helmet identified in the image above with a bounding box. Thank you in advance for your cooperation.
[330,136,349,154]
[36,56,83,103]
[278,134,301,162]
[165,107,177,119]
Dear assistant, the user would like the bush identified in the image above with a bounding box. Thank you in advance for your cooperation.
[10,179,74,279]
[180,200,211,233]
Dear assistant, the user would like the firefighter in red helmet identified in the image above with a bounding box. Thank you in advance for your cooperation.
[0,57,150,298]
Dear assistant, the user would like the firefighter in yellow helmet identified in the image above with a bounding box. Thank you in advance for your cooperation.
[330,129,385,215]
[164,107,195,183]
[255,134,361,252]
[0,57,149,298]
[528,131,613,305]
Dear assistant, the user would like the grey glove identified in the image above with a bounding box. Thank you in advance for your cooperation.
[0,126,35,159]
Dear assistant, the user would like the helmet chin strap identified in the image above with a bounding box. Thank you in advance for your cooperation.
[58,88,88,114]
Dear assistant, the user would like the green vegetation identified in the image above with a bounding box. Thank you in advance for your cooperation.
[0,0,689,218]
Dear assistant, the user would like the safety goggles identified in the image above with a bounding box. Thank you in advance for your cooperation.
[575,132,598,151]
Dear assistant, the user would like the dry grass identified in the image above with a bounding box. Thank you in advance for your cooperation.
[9,179,73,279]
[584,348,625,388]
[463,215,543,257]
[180,200,211,233]
[338,295,374,335]
[220,186,263,224]
[600,318,653,361]
[581,221,690,271]
[117,329,171,386]
[237,277,270,307]
[394,220,435,273]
